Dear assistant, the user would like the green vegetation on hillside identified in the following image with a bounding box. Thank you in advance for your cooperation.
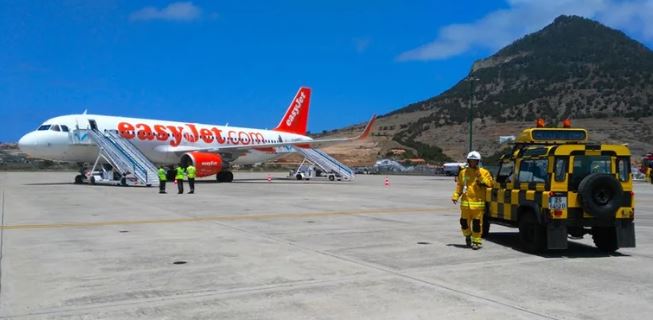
[389,15,653,141]
[393,131,452,163]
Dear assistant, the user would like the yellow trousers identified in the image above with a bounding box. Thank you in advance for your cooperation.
[460,207,484,244]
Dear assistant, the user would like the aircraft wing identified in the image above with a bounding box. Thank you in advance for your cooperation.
[159,115,376,156]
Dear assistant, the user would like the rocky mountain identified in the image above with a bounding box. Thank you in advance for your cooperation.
[322,15,653,165]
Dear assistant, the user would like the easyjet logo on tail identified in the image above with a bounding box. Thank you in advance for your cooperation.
[285,91,306,127]
[274,87,310,135]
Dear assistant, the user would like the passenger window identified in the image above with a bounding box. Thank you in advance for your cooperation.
[590,160,610,173]
[617,157,630,182]
[51,125,61,132]
[554,158,567,182]
[518,159,548,183]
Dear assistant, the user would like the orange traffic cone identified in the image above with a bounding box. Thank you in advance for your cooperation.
[384,176,390,187]
[267,174,272,182]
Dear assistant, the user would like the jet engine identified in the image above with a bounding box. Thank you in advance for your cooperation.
[180,152,223,177]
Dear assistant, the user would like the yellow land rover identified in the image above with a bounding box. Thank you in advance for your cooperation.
[484,121,636,252]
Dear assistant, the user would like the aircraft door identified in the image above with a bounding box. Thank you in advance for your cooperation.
[88,119,98,131]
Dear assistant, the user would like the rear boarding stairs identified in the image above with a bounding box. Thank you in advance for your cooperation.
[292,147,355,181]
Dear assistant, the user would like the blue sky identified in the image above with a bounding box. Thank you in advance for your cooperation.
[2,0,653,142]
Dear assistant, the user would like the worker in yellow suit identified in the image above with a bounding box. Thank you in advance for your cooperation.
[452,151,494,250]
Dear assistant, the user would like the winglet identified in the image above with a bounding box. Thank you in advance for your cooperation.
[274,87,311,135]
[356,115,377,140]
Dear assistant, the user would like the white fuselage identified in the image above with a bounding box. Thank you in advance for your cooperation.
[18,114,312,165]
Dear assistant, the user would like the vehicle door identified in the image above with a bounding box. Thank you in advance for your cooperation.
[489,159,515,220]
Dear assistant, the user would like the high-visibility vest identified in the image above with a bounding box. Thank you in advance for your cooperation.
[175,167,185,180]
[452,167,494,209]
[187,165,197,179]
[158,168,167,181]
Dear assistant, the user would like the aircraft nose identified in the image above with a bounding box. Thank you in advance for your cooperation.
[18,132,38,154]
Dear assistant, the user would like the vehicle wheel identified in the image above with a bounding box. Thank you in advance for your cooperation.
[518,211,547,253]
[224,171,234,182]
[296,174,303,180]
[482,213,490,239]
[90,176,96,185]
[120,177,127,186]
[216,172,224,182]
[593,226,618,253]
[74,175,84,184]
[328,175,335,181]
[578,173,623,220]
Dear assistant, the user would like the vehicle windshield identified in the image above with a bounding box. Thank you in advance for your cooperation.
[570,155,611,190]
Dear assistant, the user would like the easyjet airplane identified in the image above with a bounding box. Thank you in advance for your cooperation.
[18,87,376,182]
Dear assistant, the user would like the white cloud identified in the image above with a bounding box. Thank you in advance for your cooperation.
[398,0,653,61]
[130,2,202,22]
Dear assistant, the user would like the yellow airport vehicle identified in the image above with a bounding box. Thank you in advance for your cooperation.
[484,120,636,252]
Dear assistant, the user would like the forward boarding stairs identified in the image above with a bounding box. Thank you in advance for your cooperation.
[84,129,159,186]
[293,147,355,181]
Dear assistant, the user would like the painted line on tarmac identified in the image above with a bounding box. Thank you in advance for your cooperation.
[0,207,451,231]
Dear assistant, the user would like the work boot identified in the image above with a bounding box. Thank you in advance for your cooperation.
[159,191,166,194]
[188,191,194,194]
[465,236,472,247]
[471,242,482,250]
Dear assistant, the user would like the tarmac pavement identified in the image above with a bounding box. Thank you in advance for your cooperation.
[0,171,652,319]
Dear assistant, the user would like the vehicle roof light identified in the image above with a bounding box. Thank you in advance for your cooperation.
[562,119,572,128]
[536,119,545,128]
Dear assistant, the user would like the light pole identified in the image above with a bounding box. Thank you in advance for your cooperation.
[467,76,479,153]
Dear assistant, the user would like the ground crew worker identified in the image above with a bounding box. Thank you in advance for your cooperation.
[175,164,186,194]
[452,151,494,250]
[167,166,176,182]
[187,164,197,194]
[158,165,167,194]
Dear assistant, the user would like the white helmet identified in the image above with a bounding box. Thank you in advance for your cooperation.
[467,151,481,161]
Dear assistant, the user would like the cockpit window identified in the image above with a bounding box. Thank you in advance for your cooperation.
[61,125,69,132]
[51,125,61,132]
[38,125,51,131]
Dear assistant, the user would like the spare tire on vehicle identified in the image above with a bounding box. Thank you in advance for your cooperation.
[578,173,623,220]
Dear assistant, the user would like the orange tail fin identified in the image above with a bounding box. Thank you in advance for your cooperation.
[274,87,311,135]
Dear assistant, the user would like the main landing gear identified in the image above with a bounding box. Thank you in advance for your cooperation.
[216,171,234,183]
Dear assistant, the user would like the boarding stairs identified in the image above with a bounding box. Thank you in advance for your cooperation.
[85,129,159,186]
[293,147,355,181]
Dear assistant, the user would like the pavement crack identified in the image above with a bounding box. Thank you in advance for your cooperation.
[0,275,373,319]
[190,213,561,320]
